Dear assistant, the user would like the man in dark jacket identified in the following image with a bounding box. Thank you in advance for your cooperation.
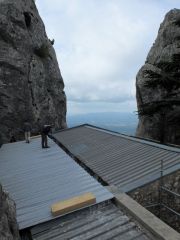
[41,125,52,148]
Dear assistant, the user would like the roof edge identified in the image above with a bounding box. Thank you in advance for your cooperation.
[54,124,180,153]
[85,124,180,153]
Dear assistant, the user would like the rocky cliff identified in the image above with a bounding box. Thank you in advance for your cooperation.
[0,184,19,240]
[136,9,180,144]
[0,0,67,144]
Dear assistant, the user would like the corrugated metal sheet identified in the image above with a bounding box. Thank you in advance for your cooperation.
[52,125,180,192]
[0,137,113,230]
[31,202,152,240]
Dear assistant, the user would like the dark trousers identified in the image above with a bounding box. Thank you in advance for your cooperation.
[41,133,48,148]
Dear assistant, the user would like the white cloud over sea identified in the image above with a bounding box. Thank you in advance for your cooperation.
[36,0,180,115]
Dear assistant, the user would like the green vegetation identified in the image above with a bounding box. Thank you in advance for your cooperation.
[34,43,50,58]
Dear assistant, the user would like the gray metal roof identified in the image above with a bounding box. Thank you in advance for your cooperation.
[31,202,152,240]
[52,125,180,192]
[0,137,113,230]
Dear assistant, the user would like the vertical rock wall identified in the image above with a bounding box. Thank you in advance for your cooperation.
[0,0,67,144]
[0,184,19,240]
[136,9,180,144]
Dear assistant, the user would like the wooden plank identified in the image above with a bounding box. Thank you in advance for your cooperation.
[51,192,96,217]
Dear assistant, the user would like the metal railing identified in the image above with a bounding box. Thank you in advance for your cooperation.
[159,160,180,218]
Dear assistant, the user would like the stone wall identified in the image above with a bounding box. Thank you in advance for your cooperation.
[0,184,19,240]
[129,170,180,232]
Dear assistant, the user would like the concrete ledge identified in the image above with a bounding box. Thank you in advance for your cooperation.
[108,186,180,240]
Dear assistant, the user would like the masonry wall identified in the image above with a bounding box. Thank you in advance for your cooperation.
[129,170,180,232]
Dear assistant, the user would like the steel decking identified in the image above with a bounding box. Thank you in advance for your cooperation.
[0,137,113,229]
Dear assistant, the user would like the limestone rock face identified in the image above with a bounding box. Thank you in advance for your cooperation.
[0,0,67,144]
[0,184,19,240]
[136,9,180,144]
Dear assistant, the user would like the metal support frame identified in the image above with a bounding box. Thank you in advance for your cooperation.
[161,186,180,198]
[159,160,180,218]
[145,159,180,220]
[162,204,180,218]
[159,160,164,217]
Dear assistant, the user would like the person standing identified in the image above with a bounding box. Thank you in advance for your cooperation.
[41,125,52,148]
[23,120,32,143]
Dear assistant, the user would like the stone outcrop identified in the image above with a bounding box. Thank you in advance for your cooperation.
[136,9,180,144]
[0,0,67,144]
[0,184,19,240]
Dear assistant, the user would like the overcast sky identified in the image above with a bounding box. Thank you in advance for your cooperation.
[36,0,180,116]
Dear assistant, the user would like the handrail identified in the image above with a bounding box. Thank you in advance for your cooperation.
[161,186,180,198]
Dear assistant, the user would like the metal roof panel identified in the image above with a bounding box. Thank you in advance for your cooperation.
[52,125,180,192]
[0,137,113,229]
[31,202,152,240]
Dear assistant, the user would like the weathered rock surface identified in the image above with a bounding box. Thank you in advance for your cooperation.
[0,0,67,144]
[136,9,180,144]
[0,184,19,240]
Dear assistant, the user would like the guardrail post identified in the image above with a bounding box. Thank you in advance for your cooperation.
[159,159,164,218]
